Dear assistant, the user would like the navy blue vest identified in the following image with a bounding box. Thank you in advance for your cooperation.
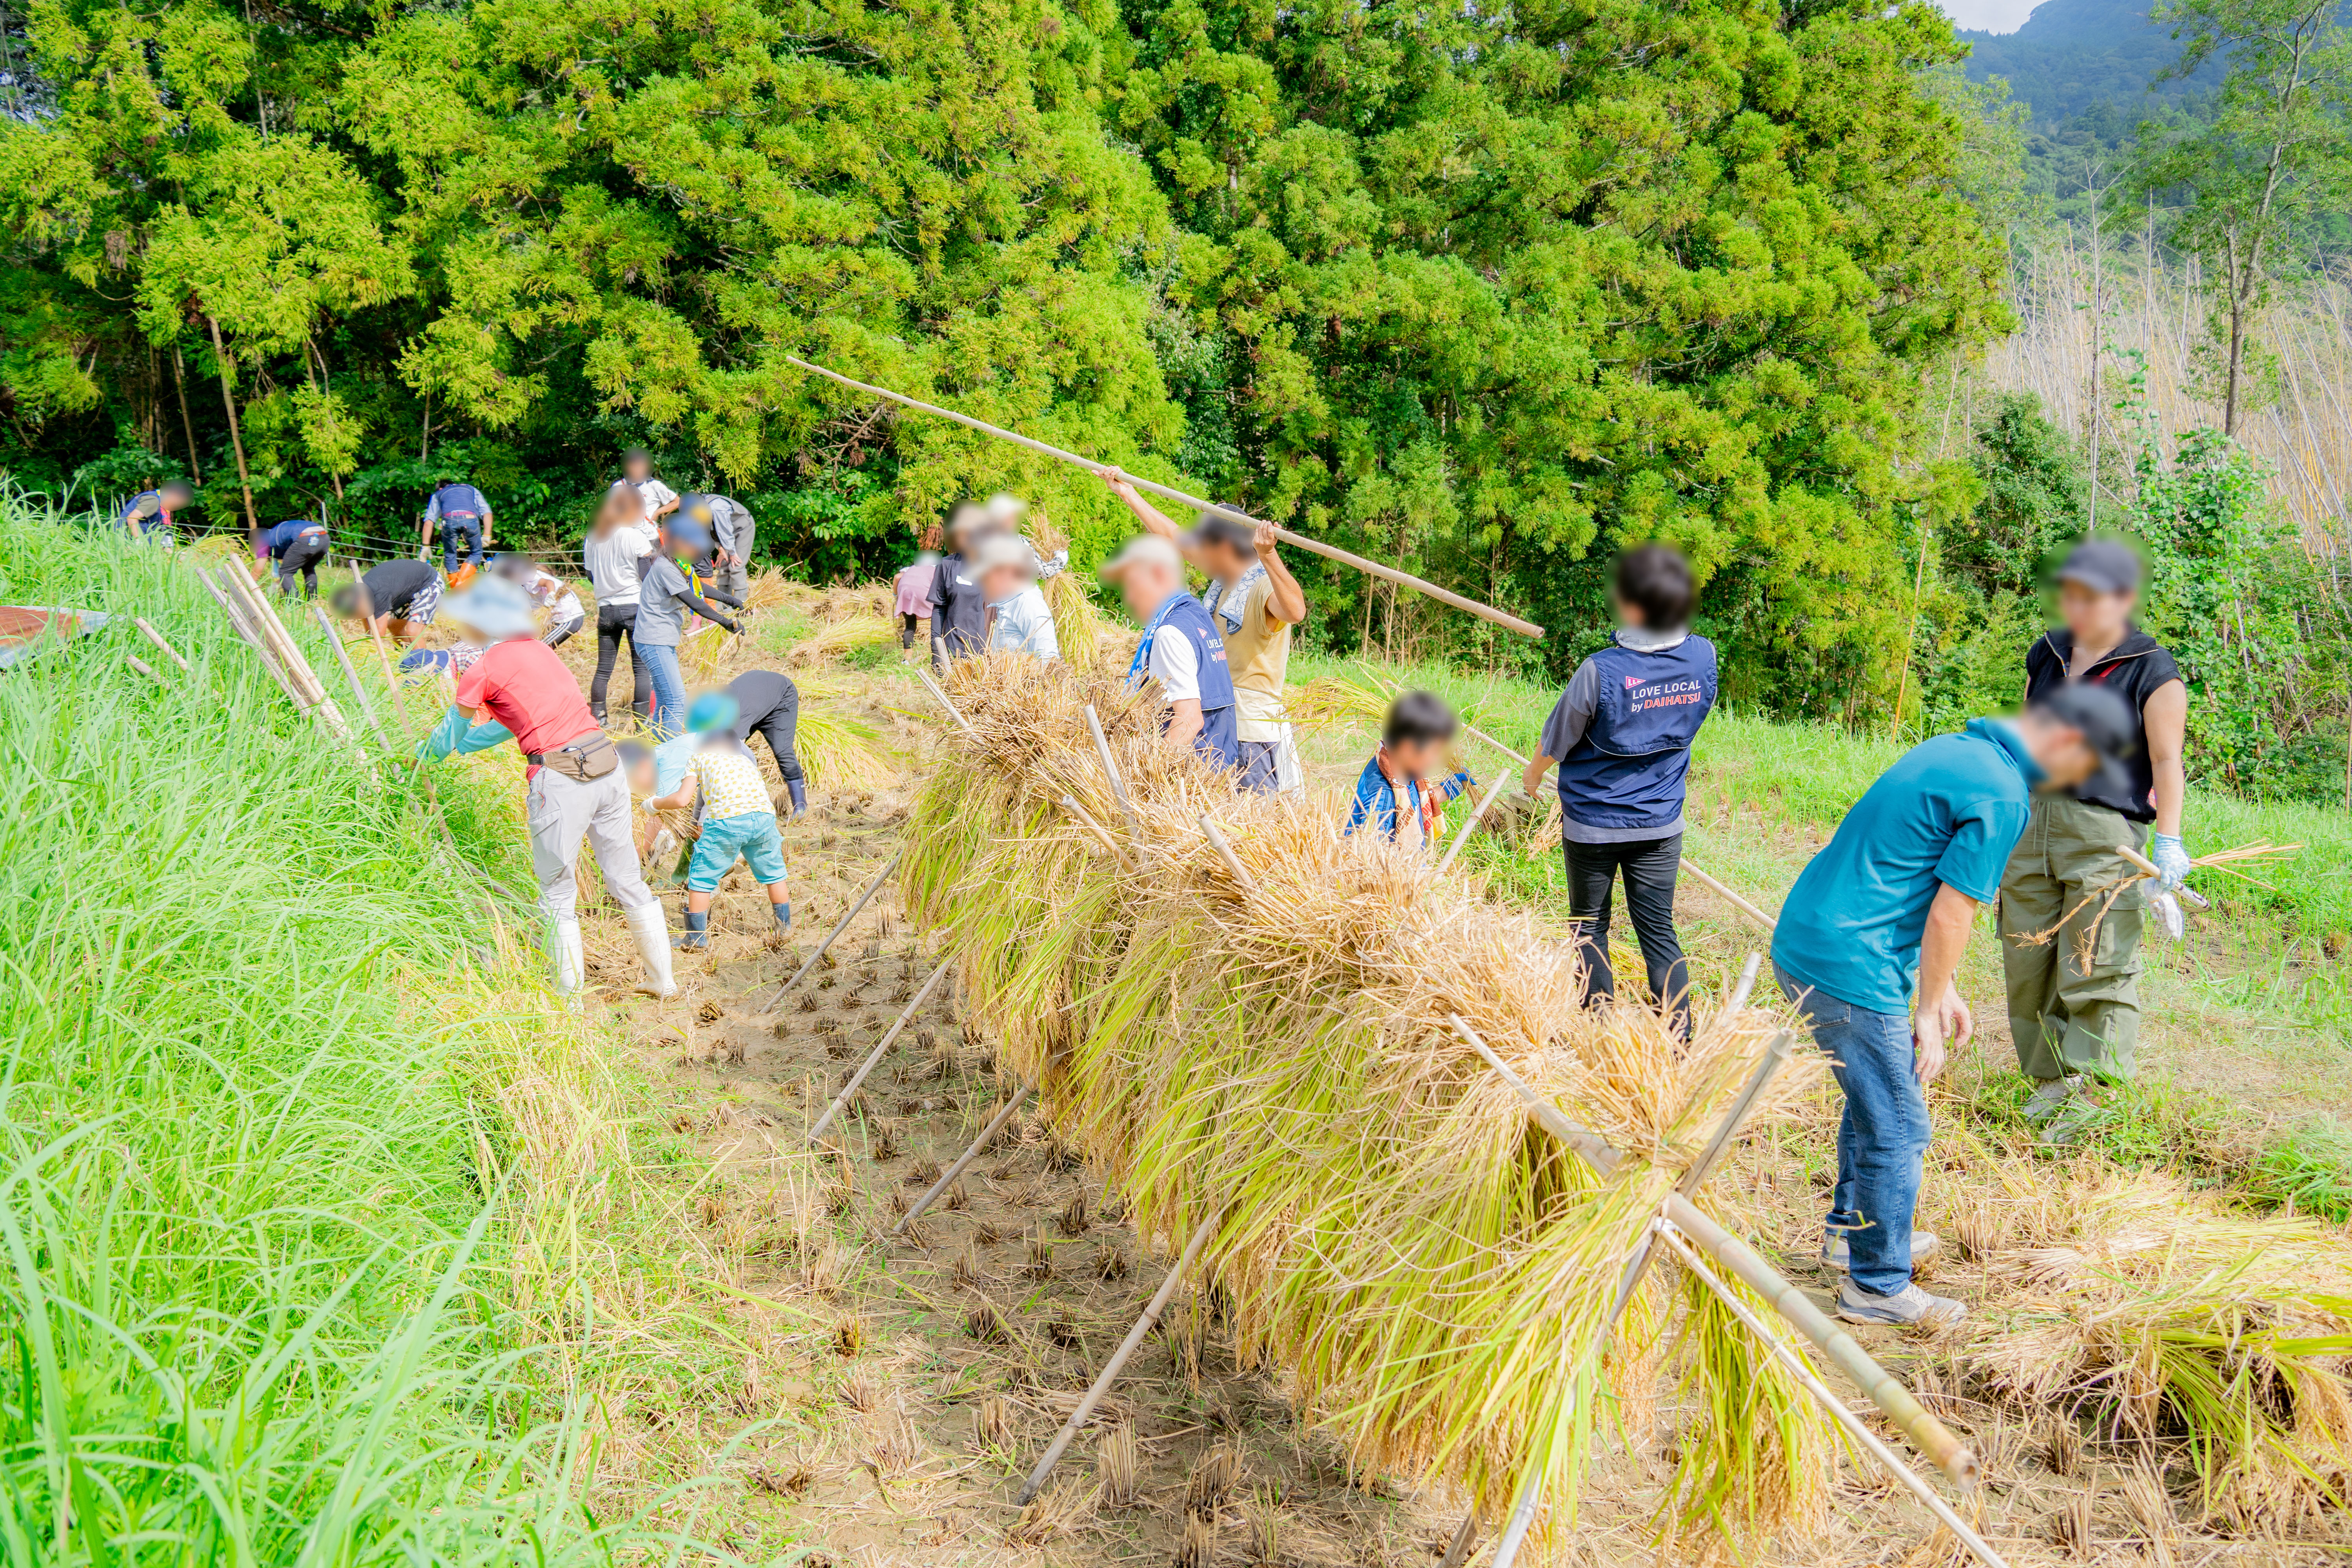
[431,483,488,520]
[1555,636,1717,831]
[1154,593,1240,774]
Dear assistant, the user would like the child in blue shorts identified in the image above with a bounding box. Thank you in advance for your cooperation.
[636,692,789,950]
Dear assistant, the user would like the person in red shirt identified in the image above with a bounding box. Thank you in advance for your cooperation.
[419,576,677,1000]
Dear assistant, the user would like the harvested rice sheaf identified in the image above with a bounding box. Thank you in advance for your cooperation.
[897,652,1833,1555]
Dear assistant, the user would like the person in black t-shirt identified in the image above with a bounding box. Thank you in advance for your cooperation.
[1999,539,2189,1140]
[725,669,807,819]
[333,559,444,644]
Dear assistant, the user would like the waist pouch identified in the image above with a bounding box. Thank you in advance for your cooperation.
[530,732,619,782]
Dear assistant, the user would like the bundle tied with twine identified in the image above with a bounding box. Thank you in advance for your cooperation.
[898,652,1837,1557]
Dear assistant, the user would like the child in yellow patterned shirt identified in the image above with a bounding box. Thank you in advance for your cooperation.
[643,691,789,949]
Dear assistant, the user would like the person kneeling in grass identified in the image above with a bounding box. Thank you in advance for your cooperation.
[333,558,443,645]
[1770,683,2136,1327]
[640,691,791,951]
[1345,690,1474,854]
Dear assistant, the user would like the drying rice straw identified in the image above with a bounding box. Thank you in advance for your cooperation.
[1655,1224,2011,1568]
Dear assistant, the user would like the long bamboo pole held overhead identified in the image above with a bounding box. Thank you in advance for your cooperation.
[784,355,1544,641]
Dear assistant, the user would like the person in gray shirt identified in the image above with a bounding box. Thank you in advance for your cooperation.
[632,514,744,737]
[1519,545,1719,1036]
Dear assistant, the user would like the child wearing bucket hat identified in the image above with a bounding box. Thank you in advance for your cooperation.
[639,690,791,950]
[417,573,677,999]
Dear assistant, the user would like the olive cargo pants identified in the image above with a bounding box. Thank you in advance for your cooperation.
[1999,794,2148,1082]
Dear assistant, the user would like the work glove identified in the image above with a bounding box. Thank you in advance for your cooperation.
[2149,833,2191,891]
[2149,888,2185,940]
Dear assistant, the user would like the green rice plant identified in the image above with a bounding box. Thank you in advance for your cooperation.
[0,495,737,1566]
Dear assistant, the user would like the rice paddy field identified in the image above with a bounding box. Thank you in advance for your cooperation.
[12,497,2352,1566]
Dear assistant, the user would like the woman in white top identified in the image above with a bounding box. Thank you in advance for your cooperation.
[583,483,662,723]
[975,534,1059,660]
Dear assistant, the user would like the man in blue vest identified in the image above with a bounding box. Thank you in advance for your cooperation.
[1521,544,1717,1037]
[1097,533,1239,774]
[260,516,332,598]
[419,477,495,578]
[116,481,194,544]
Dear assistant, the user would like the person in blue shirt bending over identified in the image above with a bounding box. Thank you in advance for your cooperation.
[1769,683,2134,1327]
[260,516,331,599]
[419,476,495,581]
[117,481,194,544]
[1521,544,1716,1040]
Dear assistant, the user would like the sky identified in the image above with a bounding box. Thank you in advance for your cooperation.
[1939,0,2044,33]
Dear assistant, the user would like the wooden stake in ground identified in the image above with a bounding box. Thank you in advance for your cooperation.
[894,1082,1035,1234]
[760,849,905,1014]
[1431,770,1516,878]
[1018,1210,1220,1503]
[917,666,975,734]
[1059,795,1136,872]
[806,958,955,1144]
[786,354,1543,640]
[133,617,191,671]
[313,604,396,754]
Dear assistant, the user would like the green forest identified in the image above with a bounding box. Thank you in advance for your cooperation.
[1,0,2348,798]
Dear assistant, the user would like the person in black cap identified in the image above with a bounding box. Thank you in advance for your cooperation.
[1768,682,2136,1326]
[2000,538,2188,1142]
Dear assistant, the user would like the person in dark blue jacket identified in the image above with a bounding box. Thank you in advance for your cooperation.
[116,481,193,544]
[419,478,495,578]
[1522,544,1717,1035]
[1097,532,1239,774]
[261,517,332,599]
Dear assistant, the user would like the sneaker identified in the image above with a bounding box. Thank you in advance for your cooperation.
[2024,1074,2087,1126]
[1836,1279,1967,1327]
[1820,1230,1940,1272]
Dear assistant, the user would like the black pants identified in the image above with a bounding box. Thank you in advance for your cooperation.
[276,541,328,598]
[734,675,804,784]
[900,612,920,649]
[1565,833,1691,1036]
[592,603,647,721]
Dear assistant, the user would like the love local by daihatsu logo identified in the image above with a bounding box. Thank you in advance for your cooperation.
[1627,676,1706,713]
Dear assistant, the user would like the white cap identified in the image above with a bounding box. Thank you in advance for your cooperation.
[971,534,1037,576]
[984,492,1027,525]
[1097,533,1182,583]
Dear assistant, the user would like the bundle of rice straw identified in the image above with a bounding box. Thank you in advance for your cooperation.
[1916,1130,2352,1526]
[900,653,1835,1557]
[1024,510,1109,676]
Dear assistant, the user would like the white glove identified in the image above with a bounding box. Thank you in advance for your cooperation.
[649,827,679,862]
[2148,888,2185,940]
[2149,833,2190,891]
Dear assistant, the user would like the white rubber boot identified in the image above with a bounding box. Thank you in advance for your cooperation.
[623,899,678,1000]
[551,918,586,997]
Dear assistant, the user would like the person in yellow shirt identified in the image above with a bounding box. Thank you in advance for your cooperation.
[641,692,790,950]
[1095,470,1307,793]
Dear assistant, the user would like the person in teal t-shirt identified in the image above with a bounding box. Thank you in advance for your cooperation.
[1769,686,2135,1327]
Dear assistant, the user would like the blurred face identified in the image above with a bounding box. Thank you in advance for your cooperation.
[1388,735,1446,779]
[627,757,657,796]
[2060,581,2136,646]
[624,455,650,481]
[980,563,1027,603]
[162,485,193,508]
[1119,560,1178,621]
[2022,719,2100,790]
[1200,538,1251,583]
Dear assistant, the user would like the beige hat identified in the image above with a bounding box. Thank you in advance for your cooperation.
[984,491,1028,526]
[971,534,1037,576]
[1097,533,1182,583]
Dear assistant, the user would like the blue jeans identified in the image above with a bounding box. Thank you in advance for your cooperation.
[1775,960,1929,1296]
[636,643,687,738]
[439,518,483,573]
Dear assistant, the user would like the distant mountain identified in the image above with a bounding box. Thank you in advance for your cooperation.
[1959,0,2218,125]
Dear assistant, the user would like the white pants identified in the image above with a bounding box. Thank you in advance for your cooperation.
[525,766,657,920]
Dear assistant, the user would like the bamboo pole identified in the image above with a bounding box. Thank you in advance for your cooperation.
[1446,1015,1623,1176]
[1018,1211,1220,1503]
[1197,813,1254,889]
[1083,704,1144,842]
[917,666,975,733]
[1431,769,1515,877]
[785,355,1543,640]
[127,654,166,685]
[1435,1512,1479,1568]
[1060,795,1137,871]
[807,958,955,1144]
[893,1083,1035,1233]
[1652,1227,2008,1567]
[133,617,190,671]
[759,849,906,1014]
[1662,1194,1978,1485]
[221,561,358,743]
[200,568,303,710]
[314,604,396,754]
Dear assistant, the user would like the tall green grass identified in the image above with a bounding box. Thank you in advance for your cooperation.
[0,500,725,1566]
